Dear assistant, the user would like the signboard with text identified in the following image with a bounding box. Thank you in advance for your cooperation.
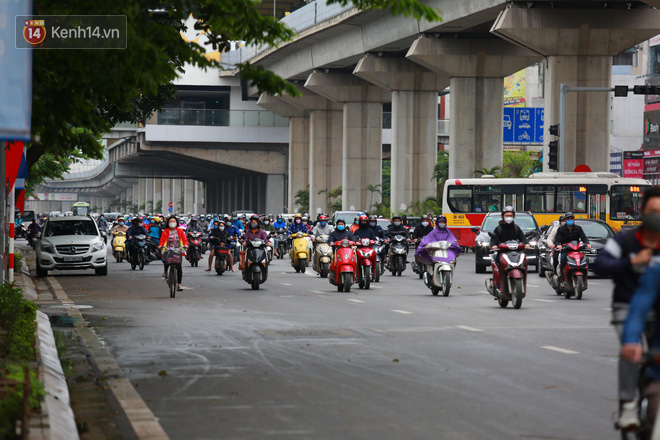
[624,151,644,179]
[27,193,78,201]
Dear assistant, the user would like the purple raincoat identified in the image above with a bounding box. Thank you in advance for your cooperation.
[414,227,462,265]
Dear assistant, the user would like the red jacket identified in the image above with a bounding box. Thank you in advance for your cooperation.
[158,227,189,249]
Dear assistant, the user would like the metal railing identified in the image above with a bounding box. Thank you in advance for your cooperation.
[153,109,288,127]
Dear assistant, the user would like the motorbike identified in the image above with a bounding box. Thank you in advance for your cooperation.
[556,241,589,300]
[329,239,356,292]
[112,231,127,263]
[372,238,386,283]
[485,238,528,309]
[389,234,409,276]
[276,228,288,259]
[242,238,269,290]
[130,234,149,271]
[290,231,310,273]
[313,234,333,278]
[186,231,203,267]
[15,223,27,239]
[212,240,232,276]
[98,226,108,244]
[356,238,376,290]
[411,238,425,280]
[266,232,276,262]
[421,241,458,296]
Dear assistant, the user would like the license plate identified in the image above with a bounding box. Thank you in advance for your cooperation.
[63,256,83,262]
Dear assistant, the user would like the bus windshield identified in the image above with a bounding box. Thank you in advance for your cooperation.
[72,203,90,216]
[610,185,648,221]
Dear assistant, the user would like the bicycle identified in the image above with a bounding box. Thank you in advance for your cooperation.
[163,247,183,298]
[619,350,660,440]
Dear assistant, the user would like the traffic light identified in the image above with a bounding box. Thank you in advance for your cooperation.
[547,124,559,171]
[633,85,660,95]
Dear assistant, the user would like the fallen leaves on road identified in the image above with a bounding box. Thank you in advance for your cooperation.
[392,359,399,363]
[158,370,167,377]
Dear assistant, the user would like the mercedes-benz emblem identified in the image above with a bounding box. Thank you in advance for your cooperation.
[70,246,76,254]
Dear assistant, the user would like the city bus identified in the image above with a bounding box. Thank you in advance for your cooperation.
[442,172,651,247]
[72,201,90,216]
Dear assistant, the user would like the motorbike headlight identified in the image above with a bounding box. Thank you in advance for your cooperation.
[92,241,105,252]
[394,248,406,254]
[40,242,54,254]
[528,241,537,248]
[321,249,331,256]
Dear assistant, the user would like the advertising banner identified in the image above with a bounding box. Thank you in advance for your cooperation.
[504,70,525,107]
[624,151,644,178]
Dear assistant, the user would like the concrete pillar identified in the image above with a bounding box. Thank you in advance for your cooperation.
[145,178,154,213]
[172,179,183,214]
[184,180,194,214]
[355,55,448,212]
[154,178,162,214]
[305,73,391,211]
[288,117,310,213]
[407,36,541,178]
[138,179,146,213]
[492,7,660,172]
[162,178,172,215]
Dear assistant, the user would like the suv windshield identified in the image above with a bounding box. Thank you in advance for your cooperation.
[45,220,97,237]
[481,214,537,233]
[576,221,614,239]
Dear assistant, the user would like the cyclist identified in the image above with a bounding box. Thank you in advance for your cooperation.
[158,215,189,291]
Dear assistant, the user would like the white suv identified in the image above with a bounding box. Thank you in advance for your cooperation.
[36,216,108,277]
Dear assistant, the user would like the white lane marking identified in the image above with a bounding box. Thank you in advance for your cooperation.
[477,290,490,294]
[179,286,194,290]
[542,346,579,355]
[604,308,612,311]
[311,290,325,294]
[371,285,382,289]
[527,284,539,288]
[282,283,293,286]
[456,325,482,332]
[392,310,413,315]
[533,299,555,303]
[347,299,364,303]
[304,271,315,277]
[279,295,294,298]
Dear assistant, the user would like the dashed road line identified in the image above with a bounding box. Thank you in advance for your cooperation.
[541,346,579,355]
[456,325,482,332]
[392,310,413,315]
[282,283,293,286]
[533,299,555,303]
[347,299,364,303]
[477,290,490,294]
[311,290,325,294]
[604,308,612,311]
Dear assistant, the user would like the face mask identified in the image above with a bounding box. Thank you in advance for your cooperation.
[264,221,270,225]
[560,221,566,226]
[119,222,124,226]
[421,222,429,227]
[438,223,447,229]
[369,222,376,227]
[320,221,327,226]
[232,218,237,222]
[214,225,219,229]
[644,213,660,232]
[150,220,154,224]
[296,219,301,224]
[250,222,258,229]
[337,225,345,231]
[219,226,225,231]
[393,221,401,227]
[169,222,176,228]
[566,219,574,226]
[504,217,514,224]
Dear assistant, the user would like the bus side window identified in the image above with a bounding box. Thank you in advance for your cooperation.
[525,185,555,213]
[448,186,472,213]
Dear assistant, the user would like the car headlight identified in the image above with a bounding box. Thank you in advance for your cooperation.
[92,241,105,252]
[477,240,490,248]
[40,243,54,253]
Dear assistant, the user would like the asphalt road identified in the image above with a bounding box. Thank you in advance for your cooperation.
[41,246,620,440]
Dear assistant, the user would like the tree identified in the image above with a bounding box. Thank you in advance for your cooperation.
[501,151,537,178]
[155,200,163,214]
[474,166,501,177]
[294,185,310,214]
[318,186,342,213]
[366,184,382,211]
[432,150,449,197]
[27,1,441,188]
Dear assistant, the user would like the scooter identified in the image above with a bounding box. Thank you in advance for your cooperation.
[213,241,232,276]
[411,238,425,279]
[389,234,409,276]
[313,234,333,278]
[99,227,108,245]
[372,238,386,283]
[485,238,528,309]
[276,228,287,260]
[242,238,269,290]
[266,232,276,262]
[356,238,376,290]
[556,241,589,300]
[290,231,310,273]
[112,231,127,263]
[186,231,203,267]
[421,240,458,296]
[329,239,356,292]
[130,234,149,271]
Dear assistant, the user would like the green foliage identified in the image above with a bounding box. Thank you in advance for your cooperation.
[382,159,391,202]
[433,150,449,197]
[155,200,163,214]
[474,166,501,177]
[0,284,37,362]
[366,184,382,211]
[0,366,45,440]
[319,187,342,213]
[294,185,310,213]
[14,254,22,272]
[328,0,441,21]
[501,151,538,178]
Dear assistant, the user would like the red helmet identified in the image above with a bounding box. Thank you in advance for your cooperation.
[319,214,328,221]
[358,214,369,222]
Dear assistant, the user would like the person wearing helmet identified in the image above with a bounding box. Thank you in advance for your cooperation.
[159,215,189,290]
[261,215,279,257]
[243,215,269,245]
[368,215,385,239]
[354,214,377,241]
[198,215,209,231]
[490,207,527,249]
[274,215,286,230]
[328,218,356,245]
[401,214,410,228]
[187,217,202,234]
[288,213,308,235]
[205,219,235,272]
[97,214,109,232]
[386,215,407,238]
[412,214,434,243]
[350,216,360,233]
[546,214,567,274]
[111,216,129,247]
[311,214,334,239]
[149,215,163,248]
[126,217,149,262]
[414,215,462,265]
[232,215,245,232]
[555,212,591,284]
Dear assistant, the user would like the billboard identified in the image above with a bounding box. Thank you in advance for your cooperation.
[27,193,78,201]
[503,107,544,144]
[623,151,644,179]
[610,152,623,176]
[504,70,525,107]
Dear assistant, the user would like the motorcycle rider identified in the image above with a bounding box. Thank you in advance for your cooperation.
[545,214,567,274]
[232,216,245,232]
[97,214,109,232]
[186,217,203,234]
[311,214,334,239]
[205,219,235,272]
[414,215,462,265]
[288,213,308,235]
[412,214,434,243]
[158,215,189,290]
[554,212,591,284]
[111,216,129,247]
[243,215,270,247]
[489,206,528,250]
[328,219,356,245]
[368,215,385,239]
[273,215,287,230]
[354,215,377,241]
[594,186,660,429]
[350,216,360,233]
[126,217,149,262]
[198,215,209,231]
[385,215,409,268]
[261,216,279,257]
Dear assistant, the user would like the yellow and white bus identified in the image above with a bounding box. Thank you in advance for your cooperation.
[442,172,651,247]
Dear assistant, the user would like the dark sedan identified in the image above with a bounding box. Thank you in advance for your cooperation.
[472,212,541,273]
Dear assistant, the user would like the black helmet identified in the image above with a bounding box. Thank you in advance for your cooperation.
[501,206,515,217]
[565,211,575,219]
[369,215,377,221]
[392,215,402,221]
[559,214,567,222]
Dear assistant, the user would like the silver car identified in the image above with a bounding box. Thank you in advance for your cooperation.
[36,216,108,277]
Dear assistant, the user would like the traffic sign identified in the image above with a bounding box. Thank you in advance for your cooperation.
[503,107,544,144]
[169,206,173,213]
[168,201,173,208]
